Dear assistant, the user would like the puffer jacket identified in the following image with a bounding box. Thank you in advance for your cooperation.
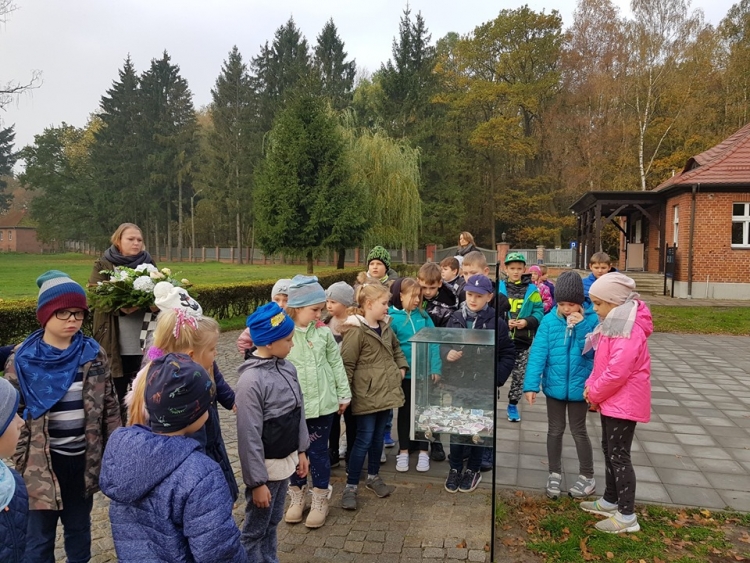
[0,467,28,562]
[340,315,407,415]
[523,305,599,402]
[388,306,441,377]
[585,301,653,423]
[287,321,351,419]
[100,425,246,563]
[5,349,121,510]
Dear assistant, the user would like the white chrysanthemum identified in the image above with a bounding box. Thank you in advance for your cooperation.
[118,270,130,281]
[135,264,158,274]
[133,277,155,292]
[149,271,165,280]
[161,267,172,276]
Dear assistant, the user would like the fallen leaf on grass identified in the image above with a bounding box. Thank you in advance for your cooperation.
[700,509,712,518]
[606,552,614,559]
[739,532,750,544]
[580,537,597,561]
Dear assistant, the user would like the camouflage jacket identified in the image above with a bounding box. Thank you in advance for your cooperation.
[4,348,122,510]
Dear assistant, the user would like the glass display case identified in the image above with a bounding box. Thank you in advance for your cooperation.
[408,327,496,447]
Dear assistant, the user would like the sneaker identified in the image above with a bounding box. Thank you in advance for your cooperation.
[365,476,394,498]
[380,446,387,464]
[569,475,596,498]
[459,469,482,493]
[430,441,446,462]
[480,448,493,472]
[416,452,430,472]
[341,486,357,510]
[546,472,562,499]
[580,498,618,518]
[507,404,521,422]
[396,453,409,472]
[444,468,461,493]
[384,431,396,448]
[595,512,641,534]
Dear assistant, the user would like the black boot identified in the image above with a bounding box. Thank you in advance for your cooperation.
[430,441,446,462]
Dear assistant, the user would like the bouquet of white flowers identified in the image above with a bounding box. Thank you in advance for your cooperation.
[88,264,191,312]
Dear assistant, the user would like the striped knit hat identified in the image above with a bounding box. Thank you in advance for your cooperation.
[36,270,88,327]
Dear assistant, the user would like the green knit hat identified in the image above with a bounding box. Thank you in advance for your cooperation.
[367,246,391,270]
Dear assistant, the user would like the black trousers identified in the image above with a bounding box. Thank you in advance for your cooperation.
[600,414,638,515]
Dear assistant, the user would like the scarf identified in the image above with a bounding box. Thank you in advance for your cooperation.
[103,245,155,268]
[584,294,640,354]
[14,329,100,420]
[460,302,488,327]
[0,460,15,511]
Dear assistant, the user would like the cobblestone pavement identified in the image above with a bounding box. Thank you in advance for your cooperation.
[53,330,750,561]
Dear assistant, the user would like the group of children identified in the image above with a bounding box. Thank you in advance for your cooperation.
[0,246,652,563]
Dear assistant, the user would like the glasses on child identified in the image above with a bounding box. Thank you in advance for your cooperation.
[54,310,88,321]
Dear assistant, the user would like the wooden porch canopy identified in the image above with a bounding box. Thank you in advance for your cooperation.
[570,191,663,269]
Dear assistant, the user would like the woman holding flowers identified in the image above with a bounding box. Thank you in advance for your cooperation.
[89,223,157,420]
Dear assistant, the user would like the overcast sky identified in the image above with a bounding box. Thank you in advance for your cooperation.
[0,0,737,154]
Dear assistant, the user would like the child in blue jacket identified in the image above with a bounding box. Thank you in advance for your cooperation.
[523,271,599,500]
[0,377,27,562]
[389,277,441,473]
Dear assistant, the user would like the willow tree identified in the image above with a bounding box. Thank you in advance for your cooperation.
[341,114,422,262]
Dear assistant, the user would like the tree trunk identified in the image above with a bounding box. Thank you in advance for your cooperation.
[336,246,346,269]
[250,222,255,265]
[306,250,314,274]
[177,182,183,261]
[166,199,172,262]
[236,207,242,264]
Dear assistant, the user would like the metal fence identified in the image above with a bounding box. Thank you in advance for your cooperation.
[508,248,576,267]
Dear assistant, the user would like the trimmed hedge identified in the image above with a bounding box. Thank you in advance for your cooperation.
[0,268,364,346]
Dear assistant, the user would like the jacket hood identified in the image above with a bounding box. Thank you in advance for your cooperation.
[100,425,202,503]
[635,301,653,337]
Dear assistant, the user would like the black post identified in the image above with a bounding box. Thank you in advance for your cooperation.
[491,261,500,562]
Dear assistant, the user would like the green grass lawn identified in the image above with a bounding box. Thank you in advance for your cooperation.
[497,491,750,563]
[0,253,341,300]
[651,305,750,336]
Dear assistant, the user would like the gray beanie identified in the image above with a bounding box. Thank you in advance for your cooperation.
[554,270,585,305]
[287,275,327,308]
[271,279,292,299]
[0,377,19,435]
[325,281,355,307]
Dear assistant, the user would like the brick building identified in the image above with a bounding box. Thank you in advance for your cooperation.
[571,123,750,299]
[0,210,46,253]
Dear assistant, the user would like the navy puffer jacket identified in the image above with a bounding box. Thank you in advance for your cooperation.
[99,425,246,563]
[0,468,28,562]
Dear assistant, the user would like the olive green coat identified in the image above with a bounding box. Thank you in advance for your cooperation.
[340,315,408,416]
[89,257,124,379]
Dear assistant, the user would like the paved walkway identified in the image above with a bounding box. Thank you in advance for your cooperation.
[55,330,750,562]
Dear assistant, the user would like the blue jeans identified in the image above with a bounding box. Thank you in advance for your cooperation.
[449,443,484,473]
[241,479,287,563]
[290,413,334,490]
[25,452,94,563]
[385,409,393,435]
[347,410,389,486]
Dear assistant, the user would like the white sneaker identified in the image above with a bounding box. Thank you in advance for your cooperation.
[396,453,409,472]
[416,452,430,472]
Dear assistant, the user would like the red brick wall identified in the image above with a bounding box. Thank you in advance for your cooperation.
[666,191,750,283]
[0,228,45,253]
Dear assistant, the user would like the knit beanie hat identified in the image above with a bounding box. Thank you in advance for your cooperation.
[36,270,88,327]
[554,271,585,305]
[286,275,326,308]
[145,353,213,433]
[247,302,295,347]
[153,282,202,318]
[271,279,292,299]
[0,377,19,435]
[367,246,391,270]
[325,281,355,307]
[527,265,542,276]
[589,272,638,306]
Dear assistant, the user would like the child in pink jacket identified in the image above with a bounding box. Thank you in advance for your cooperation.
[581,272,652,535]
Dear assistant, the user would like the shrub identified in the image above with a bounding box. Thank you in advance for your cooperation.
[0,269,362,345]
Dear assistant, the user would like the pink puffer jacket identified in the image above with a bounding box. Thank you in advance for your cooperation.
[586,301,653,423]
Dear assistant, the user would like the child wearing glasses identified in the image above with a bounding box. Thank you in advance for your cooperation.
[3,270,121,562]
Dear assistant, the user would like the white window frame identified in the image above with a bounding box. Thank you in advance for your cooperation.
[7,230,11,241]
[673,206,679,246]
[732,202,750,248]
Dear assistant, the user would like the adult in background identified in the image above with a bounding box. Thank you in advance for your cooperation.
[457,232,478,257]
[89,223,156,421]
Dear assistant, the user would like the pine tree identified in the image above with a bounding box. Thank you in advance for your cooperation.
[139,52,198,259]
[0,124,17,212]
[254,94,367,273]
[91,56,146,229]
[314,19,356,110]
[205,46,258,262]
[251,17,312,133]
